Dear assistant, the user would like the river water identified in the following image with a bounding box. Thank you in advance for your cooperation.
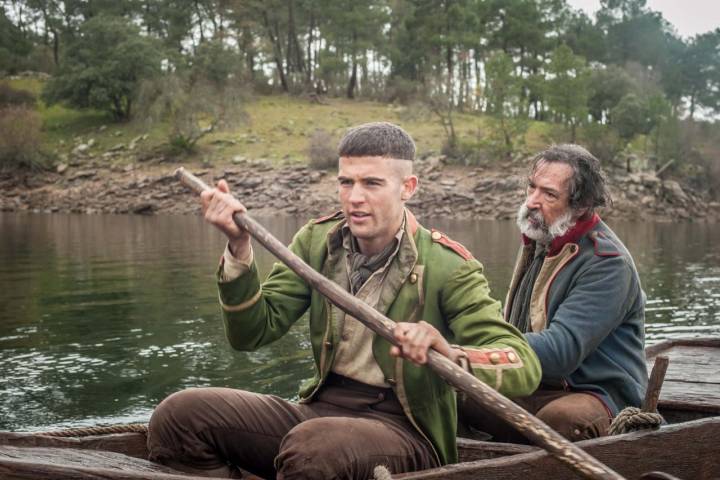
[1,212,718,431]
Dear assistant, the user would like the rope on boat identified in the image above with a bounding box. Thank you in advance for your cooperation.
[37,423,149,437]
[372,465,393,480]
[608,407,664,436]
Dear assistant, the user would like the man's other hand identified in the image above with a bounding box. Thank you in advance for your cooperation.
[390,321,462,365]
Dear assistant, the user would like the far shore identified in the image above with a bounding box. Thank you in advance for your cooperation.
[2,156,718,223]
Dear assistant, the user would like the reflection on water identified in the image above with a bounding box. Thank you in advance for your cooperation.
[1,213,718,431]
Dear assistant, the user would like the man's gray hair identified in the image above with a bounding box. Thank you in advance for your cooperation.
[338,122,416,161]
[531,144,612,213]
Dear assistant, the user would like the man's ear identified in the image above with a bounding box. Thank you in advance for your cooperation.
[573,207,590,220]
[401,175,418,201]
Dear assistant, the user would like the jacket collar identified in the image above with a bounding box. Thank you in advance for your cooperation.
[326,208,419,262]
[323,208,418,315]
[523,213,601,257]
[404,208,419,236]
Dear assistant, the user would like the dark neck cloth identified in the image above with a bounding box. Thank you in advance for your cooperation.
[343,220,404,294]
[508,244,546,333]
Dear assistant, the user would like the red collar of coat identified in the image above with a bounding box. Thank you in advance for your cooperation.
[522,213,600,257]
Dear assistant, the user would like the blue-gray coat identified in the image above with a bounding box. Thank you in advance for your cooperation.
[505,214,648,415]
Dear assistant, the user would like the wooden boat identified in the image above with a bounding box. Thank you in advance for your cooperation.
[2,337,719,480]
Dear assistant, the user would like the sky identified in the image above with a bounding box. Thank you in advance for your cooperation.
[566,0,720,38]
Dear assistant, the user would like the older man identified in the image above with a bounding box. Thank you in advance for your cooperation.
[462,144,647,443]
[147,122,540,479]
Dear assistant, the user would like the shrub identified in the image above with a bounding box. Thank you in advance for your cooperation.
[139,71,248,155]
[442,137,491,166]
[307,129,337,170]
[42,16,164,120]
[383,77,422,104]
[483,117,529,161]
[0,82,36,107]
[580,123,624,164]
[0,106,43,168]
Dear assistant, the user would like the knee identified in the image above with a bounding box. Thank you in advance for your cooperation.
[536,396,609,441]
[147,388,215,461]
[150,388,207,430]
[276,418,352,480]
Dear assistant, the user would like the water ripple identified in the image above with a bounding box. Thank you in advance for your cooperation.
[1,213,718,431]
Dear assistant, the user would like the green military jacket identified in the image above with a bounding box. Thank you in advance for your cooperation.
[217,210,541,465]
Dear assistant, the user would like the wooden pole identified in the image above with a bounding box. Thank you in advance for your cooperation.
[642,355,669,413]
[175,167,626,480]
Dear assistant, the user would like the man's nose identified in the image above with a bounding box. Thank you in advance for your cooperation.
[526,189,541,209]
[349,184,365,203]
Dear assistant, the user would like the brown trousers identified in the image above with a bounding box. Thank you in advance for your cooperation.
[459,388,612,443]
[147,375,438,479]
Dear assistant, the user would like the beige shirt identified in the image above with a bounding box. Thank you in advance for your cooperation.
[330,223,404,387]
[220,244,253,282]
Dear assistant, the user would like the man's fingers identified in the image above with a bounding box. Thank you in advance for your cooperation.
[217,179,230,193]
[408,334,431,364]
[390,322,434,365]
[393,323,409,342]
[200,189,214,213]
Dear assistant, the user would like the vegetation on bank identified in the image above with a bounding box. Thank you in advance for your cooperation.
[1,0,719,197]
[2,76,543,163]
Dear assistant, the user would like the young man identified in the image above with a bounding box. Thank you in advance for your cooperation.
[462,144,647,442]
[147,122,540,479]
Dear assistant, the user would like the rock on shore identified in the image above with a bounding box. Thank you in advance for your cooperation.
[0,155,718,222]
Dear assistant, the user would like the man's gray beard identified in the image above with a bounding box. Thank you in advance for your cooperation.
[516,203,575,245]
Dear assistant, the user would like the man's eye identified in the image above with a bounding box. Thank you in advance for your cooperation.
[339,179,352,186]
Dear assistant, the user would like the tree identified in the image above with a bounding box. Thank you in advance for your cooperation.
[317,0,388,99]
[596,0,675,70]
[560,10,606,64]
[484,50,527,157]
[23,0,64,67]
[141,0,195,53]
[610,92,649,142]
[587,65,635,122]
[42,15,164,120]
[0,8,33,73]
[545,44,590,142]
[675,30,720,120]
[645,93,672,161]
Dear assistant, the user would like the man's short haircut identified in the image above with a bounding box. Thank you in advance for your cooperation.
[531,144,612,213]
[338,122,416,161]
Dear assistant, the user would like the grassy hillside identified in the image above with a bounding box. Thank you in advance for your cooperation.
[7,77,566,168]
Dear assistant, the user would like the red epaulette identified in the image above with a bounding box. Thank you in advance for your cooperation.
[313,210,345,224]
[463,347,521,368]
[430,229,473,260]
[589,231,621,257]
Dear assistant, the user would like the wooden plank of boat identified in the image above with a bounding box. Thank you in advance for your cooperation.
[0,444,207,480]
[0,431,148,458]
[1,418,717,479]
[395,416,720,480]
[0,430,537,465]
[646,337,720,421]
